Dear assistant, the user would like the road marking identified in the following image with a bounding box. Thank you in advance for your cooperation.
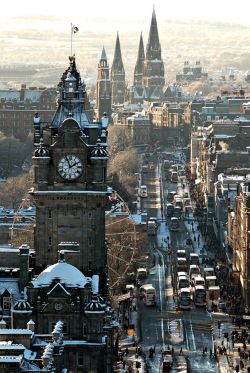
[190,320,197,351]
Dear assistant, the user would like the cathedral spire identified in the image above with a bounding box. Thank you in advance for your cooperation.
[111,33,125,104]
[111,33,124,73]
[146,7,161,60]
[134,33,145,88]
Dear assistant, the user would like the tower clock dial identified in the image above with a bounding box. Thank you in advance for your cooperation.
[58,155,83,180]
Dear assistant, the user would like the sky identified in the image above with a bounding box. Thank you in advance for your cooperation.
[2,0,250,24]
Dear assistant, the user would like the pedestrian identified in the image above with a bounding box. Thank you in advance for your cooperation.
[204,346,207,354]
[180,347,183,354]
[209,349,213,358]
[125,347,129,356]
[171,347,174,356]
[123,361,126,369]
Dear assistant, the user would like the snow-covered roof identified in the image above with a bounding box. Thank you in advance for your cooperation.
[0,279,21,301]
[0,329,33,335]
[0,355,23,363]
[31,261,91,288]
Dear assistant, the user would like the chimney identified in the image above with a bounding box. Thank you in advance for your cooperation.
[27,319,35,332]
[19,244,30,290]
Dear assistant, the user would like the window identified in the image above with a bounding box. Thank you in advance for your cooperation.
[78,353,84,366]
[3,297,11,310]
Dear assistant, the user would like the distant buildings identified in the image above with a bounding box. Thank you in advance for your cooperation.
[0,85,56,139]
[176,60,208,82]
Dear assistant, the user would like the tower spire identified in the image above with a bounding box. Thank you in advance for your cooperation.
[101,46,107,61]
[111,33,124,72]
[111,33,125,104]
[133,33,145,88]
[146,7,160,60]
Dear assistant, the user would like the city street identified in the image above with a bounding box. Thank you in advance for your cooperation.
[137,155,218,372]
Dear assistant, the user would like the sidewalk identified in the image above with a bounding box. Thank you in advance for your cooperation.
[212,321,250,373]
[116,299,147,372]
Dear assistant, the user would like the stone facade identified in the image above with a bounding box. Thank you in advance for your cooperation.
[231,181,250,306]
[0,85,56,140]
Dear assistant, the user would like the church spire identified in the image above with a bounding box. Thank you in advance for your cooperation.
[111,33,125,104]
[101,46,107,61]
[146,7,161,60]
[134,33,145,88]
[111,33,124,74]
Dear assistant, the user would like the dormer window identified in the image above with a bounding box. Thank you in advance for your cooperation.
[3,296,11,310]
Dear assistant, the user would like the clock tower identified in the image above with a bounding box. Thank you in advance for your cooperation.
[30,56,109,288]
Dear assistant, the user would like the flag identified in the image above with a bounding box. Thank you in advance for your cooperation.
[72,25,79,34]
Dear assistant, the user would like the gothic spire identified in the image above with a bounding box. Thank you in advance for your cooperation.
[135,33,145,70]
[101,46,107,61]
[146,7,161,60]
[111,33,124,74]
[134,33,145,88]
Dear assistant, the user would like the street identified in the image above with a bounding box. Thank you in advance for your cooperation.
[138,156,218,372]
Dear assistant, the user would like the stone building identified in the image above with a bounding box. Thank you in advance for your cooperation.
[0,85,56,140]
[231,181,250,307]
[176,60,208,82]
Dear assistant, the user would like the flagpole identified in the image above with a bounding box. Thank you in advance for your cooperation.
[70,22,73,56]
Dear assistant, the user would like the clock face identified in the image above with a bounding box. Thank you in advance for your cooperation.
[58,155,83,180]
[54,302,63,311]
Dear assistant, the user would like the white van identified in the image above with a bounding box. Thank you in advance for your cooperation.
[140,284,156,306]
[189,265,200,281]
[177,274,189,289]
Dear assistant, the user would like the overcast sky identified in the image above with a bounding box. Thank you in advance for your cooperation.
[2,0,250,24]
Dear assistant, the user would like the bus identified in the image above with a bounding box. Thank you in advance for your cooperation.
[194,285,206,306]
[208,285,220,308]
[140,185,148,198]
[147,220,157,236]
[175,197,183,210]
[173,206,182,219]
[189,265,200,281]
[177,250,186,259]
[166,203,174,217]
[171,171,178,183]
[189,253,200,266]
[203,267,215,279]
[167,191,176,203]
[193,276,205,287]
[140,284,156,306]
[136,268,147,287]
[178,288,191,309]
[177,274,189,289]
[205,276,217,289]
[177,258,188,273]
[170,217,180,231]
